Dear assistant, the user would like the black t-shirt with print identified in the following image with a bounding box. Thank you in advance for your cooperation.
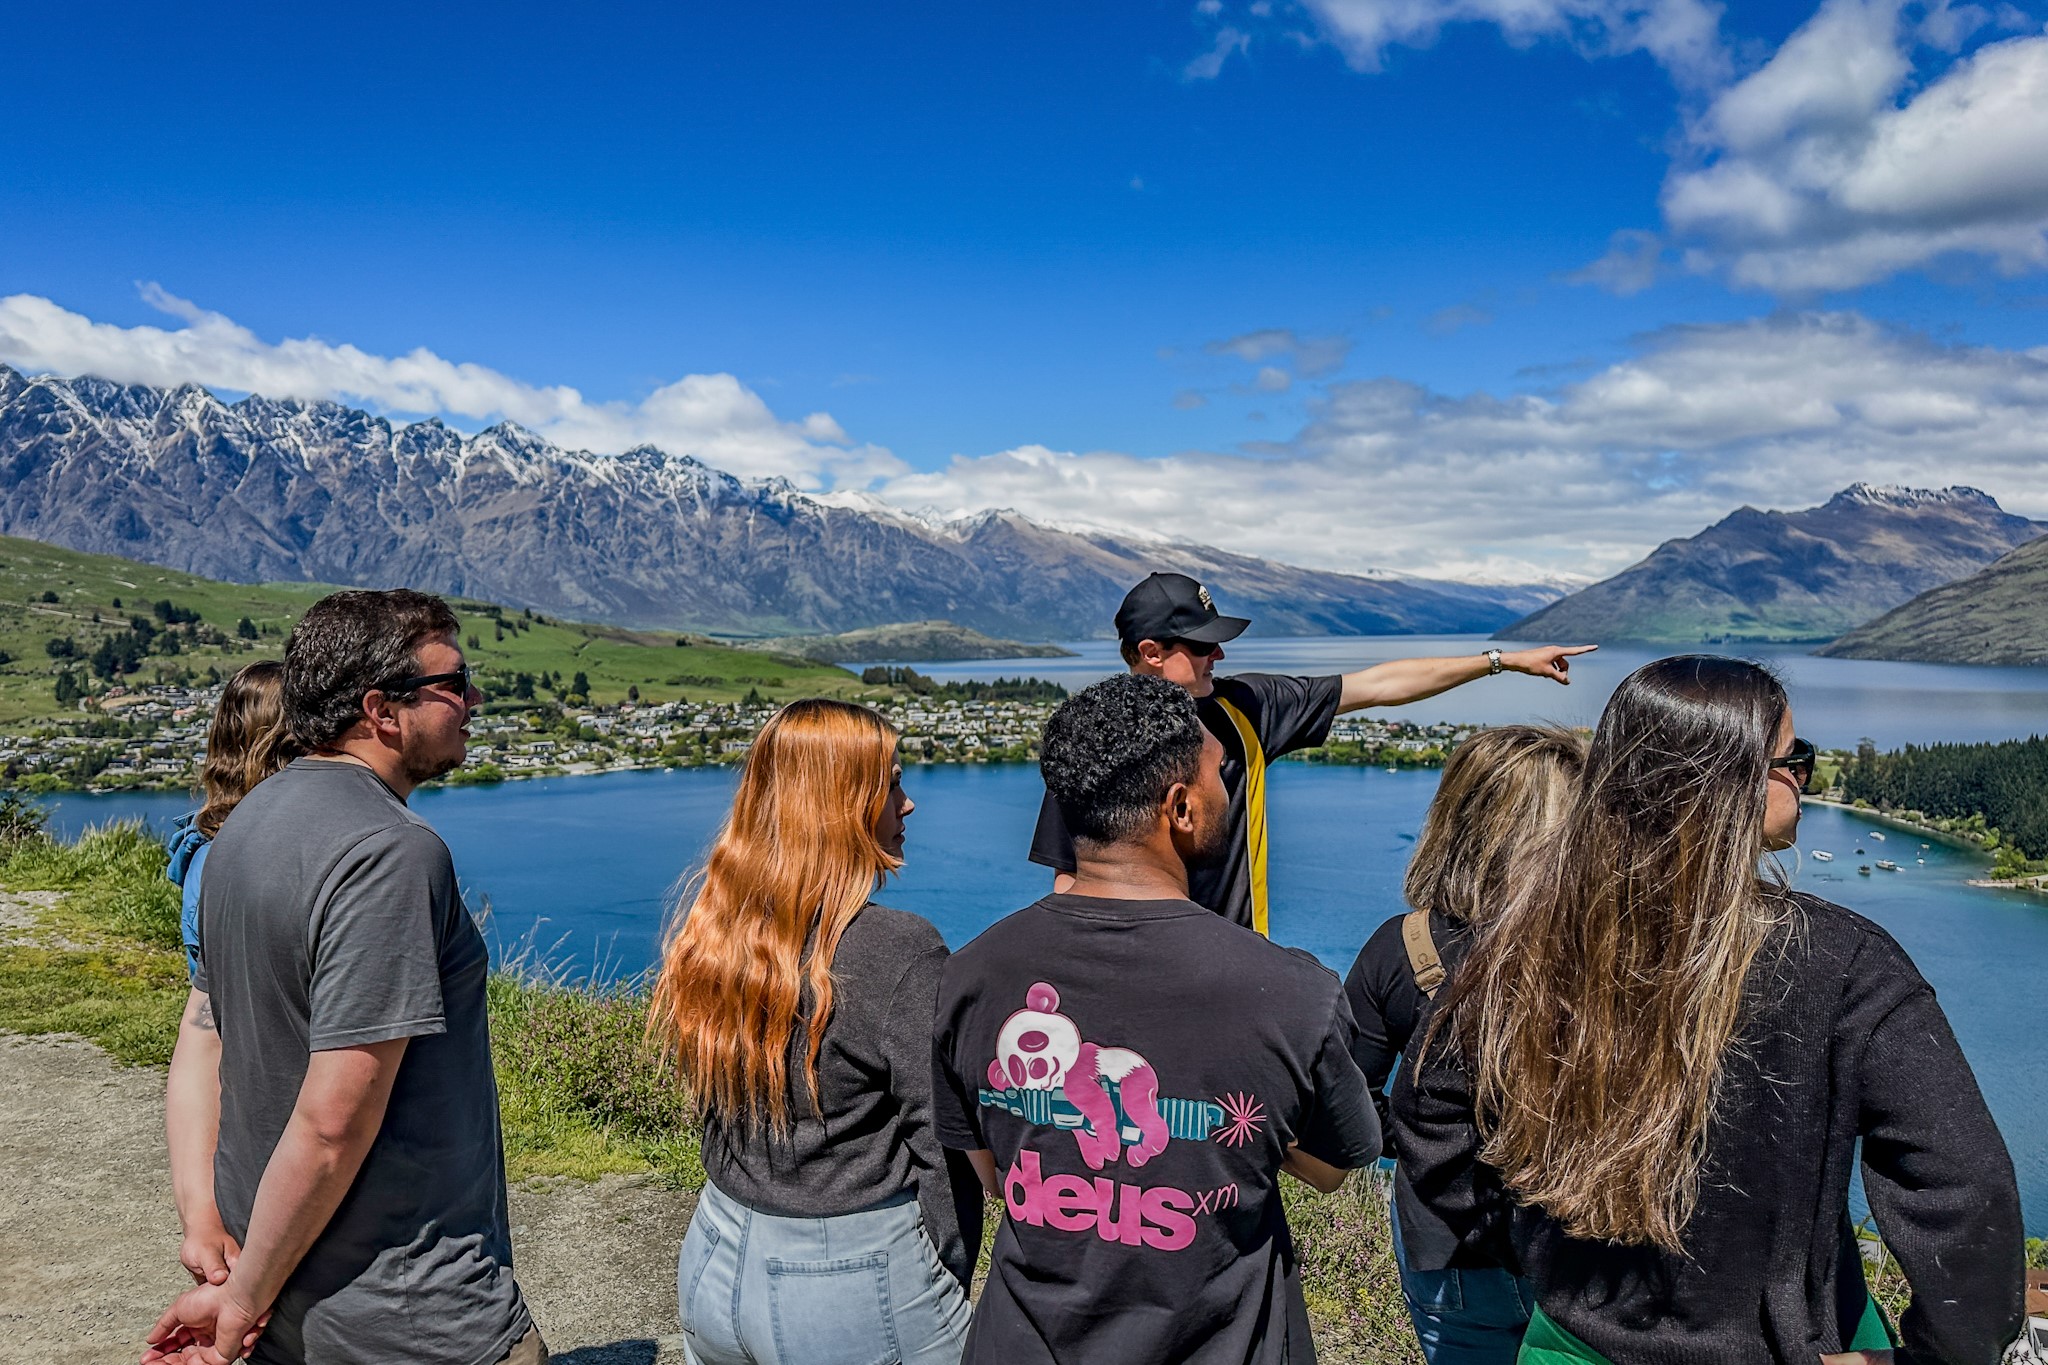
[1028,673,1344,932]
[932,893,1381,1365]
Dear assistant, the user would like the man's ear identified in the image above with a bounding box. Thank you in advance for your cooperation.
[1163,779,1197,835]
[359,688,404,741]
[1134,638,1169,668]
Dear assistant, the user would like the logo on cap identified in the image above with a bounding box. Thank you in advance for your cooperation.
[1197,585,1214,611]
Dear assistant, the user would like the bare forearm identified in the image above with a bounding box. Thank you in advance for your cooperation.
[220,1038,405,1317]
[227,1115,380,1311]
[1339,656,1487,713]
[1282,1145,1351,1193]
[165,991,223,1231]
[1339,644,1593,713]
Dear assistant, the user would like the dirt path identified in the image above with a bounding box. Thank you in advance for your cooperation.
[0,1032,692,1365]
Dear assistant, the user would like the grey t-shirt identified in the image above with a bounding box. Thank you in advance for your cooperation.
[196,758,528,1365]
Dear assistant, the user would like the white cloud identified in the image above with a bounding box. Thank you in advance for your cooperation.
[1184,25,1251,79]
[1257,0,2048,293]
[1202,327,1353,374]
[1636,0,2048,290]
[13,291,2048,583]
[1298,0,1732,90]
[0,287,900,487]
[872,311,2048,579]
[1567,228,1668,293]
[1425,302,1493,335]
[1253,365,1294,391]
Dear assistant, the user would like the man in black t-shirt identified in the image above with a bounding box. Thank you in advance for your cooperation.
[1028,573,1593,934]
[936,674,1382,1365]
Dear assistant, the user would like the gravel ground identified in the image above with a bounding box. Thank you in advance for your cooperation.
[0,1031,693,1365]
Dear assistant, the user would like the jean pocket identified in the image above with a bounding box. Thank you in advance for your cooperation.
[677,1219,724,1339]
[1401,1265,1466,1314]
[767,1251,897,1365]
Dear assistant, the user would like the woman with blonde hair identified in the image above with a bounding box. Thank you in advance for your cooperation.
[1346,724,1584,1364]
[162,659,301,1289]
[652,698,974,1365]
[1396,657,2022,1364]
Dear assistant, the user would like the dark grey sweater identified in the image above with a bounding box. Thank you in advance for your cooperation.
[1344,907,1483,1271]
[1393,893,2023,1364]
[698,903,979,1286]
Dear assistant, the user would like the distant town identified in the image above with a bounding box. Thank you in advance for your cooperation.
[0,679,1484,793]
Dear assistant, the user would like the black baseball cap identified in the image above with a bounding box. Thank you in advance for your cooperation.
[1115,572,1251,646]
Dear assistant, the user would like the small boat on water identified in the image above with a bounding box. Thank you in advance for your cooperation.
[1855,847,1866,855]
[1811,850,1835,862]
[1869,832,1886,842]
[1858,864,1873,875]
[1876,860,1899,871]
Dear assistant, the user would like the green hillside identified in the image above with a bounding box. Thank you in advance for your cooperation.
[1818,535,2048,665]
[0,534,862,728]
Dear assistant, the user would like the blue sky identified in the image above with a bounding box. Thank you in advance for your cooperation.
[4,0,2048,580]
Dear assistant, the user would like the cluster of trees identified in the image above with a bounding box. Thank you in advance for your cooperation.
[477,668,592,706]
[859,667,1067,703]
[1840,736,2048,861]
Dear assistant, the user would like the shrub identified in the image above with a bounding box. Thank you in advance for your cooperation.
[487,975,703,1187]
[0,791,48,847]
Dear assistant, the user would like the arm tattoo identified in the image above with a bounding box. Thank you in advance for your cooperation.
[192,995,216,1033]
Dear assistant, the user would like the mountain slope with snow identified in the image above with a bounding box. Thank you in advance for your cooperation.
[0,366,1560,638]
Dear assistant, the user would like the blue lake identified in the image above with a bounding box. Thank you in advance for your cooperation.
[38,762,2048,1235]
[878,635,2048,750]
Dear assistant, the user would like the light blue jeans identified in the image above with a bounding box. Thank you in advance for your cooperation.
[1391,1198,1533,1365]
[678,1179,970,1365]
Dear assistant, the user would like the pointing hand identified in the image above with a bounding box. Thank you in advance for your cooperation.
[1503,645,1597,684]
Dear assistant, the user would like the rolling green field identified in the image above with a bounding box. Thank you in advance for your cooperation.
[0,533,866,727]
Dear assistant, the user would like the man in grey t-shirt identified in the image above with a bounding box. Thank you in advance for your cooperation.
[148,590,540,1365]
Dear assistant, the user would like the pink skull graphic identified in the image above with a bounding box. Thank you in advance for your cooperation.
[987,981,1170,1170]
[991,981,1082,1091]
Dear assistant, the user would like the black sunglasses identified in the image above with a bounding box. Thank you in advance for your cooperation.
[1768,736,1817,788]
[1168,638,1223,658]
[377,664,473,698]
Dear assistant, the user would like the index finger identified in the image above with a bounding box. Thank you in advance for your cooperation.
[147,1305,190,1347]
[1558,644,1598,655]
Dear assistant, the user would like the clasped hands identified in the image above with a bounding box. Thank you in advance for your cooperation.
[142,1220,269,1365]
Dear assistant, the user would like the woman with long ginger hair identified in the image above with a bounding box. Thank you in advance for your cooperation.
[652,699,975,1365]
[1395,657,2022,1365]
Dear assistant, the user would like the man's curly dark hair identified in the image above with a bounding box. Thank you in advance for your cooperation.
[1041,673,1205,844]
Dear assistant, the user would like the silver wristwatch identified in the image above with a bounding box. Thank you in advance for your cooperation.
[1485,647,1504,675]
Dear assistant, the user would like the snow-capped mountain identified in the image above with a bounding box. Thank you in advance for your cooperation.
[0,366,1559,638]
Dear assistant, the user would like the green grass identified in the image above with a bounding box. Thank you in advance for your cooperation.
[444,603,862,709]
[487,974,706,1188]
[1288,1176,1425,1363]
[0,821,191,1064]
[0,531,872,728]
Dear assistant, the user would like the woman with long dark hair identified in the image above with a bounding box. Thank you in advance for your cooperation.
[1397,656,2022,1363]
[650,698,975,1365]
[1346,724,1584,1363]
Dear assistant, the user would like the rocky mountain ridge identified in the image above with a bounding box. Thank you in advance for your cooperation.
[0,366,1558,639]
[1495,483,2045,644]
